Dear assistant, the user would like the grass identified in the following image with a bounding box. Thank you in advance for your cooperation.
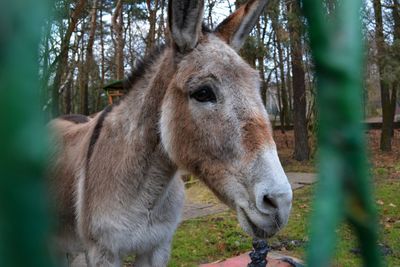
[167,173,400,266]
[168,212,252,266]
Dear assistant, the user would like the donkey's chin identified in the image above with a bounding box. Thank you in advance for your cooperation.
[236,207,282,239]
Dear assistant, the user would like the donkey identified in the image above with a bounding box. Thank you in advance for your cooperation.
[48,0,292,266]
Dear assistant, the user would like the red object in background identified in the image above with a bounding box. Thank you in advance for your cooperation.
[200,254,297,267]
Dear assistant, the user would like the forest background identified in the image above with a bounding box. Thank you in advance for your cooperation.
[40,0,400,158]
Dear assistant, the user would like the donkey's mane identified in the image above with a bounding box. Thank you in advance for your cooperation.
[59,114,90,124]
[124,44,167,92]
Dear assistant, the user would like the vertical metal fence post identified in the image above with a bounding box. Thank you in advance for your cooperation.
[0,0,54,266]
[301,0,382,266]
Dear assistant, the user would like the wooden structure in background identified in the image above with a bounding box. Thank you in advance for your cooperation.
[103,80,127,104]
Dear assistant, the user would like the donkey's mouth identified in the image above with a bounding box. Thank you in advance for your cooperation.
[238,207,276,239]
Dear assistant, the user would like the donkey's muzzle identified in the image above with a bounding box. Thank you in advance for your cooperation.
[253,185,293,233]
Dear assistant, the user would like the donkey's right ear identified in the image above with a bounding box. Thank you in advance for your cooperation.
[168,0,204,54]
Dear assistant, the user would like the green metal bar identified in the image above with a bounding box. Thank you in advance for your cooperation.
[301,0,382,266]
[0,0,54,267]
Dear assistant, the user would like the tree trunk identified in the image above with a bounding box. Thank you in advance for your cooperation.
[373,0,394,151]
[112,0,124,80]
[64,72,73,114]
[97,3,106,111]
[256,18,267,106]
[146,0,159,54]
[286,44,293,113]
[273,37,283,129]
[127,6,134,70]
[78,29,86,115]
[157,0,166,44]
[65,36,78,114]
[206,0,216,28]
[40,22,51,114]
[391,0,399,128]
[287,0,310,161]
[270,0,290,128]
[65,21,84,114]
[81,0,98,115]
[277,33,290,127]
[52,0,86,117]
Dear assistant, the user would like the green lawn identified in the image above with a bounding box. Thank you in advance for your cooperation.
[167,174,400,266]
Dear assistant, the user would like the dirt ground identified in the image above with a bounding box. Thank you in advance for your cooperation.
[366,129,400,172]
[273,129,400,174]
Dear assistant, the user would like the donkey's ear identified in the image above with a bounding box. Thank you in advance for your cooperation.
[168,0,204,54]
[215,0,268,51]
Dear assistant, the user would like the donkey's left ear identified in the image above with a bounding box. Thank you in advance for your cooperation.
[168,0,204,54]
[215,0,268,51]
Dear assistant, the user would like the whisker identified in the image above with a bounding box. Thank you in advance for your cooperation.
[273,215,282,232]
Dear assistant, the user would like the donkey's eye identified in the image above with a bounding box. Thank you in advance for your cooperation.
[190,86,216,103]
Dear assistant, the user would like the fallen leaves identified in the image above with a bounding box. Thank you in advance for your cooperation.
[377,199,385,205]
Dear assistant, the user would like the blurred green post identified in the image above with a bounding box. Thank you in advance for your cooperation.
[301,0,382,266]
[0,0,54,266]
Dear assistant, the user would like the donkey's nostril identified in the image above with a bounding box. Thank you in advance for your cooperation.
[263,195,278,209]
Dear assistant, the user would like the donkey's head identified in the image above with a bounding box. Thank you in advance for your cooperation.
[160,0,292,238]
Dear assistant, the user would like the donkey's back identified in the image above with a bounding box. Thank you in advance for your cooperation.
[47,115,93,253]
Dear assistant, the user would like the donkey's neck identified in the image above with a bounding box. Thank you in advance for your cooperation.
[97,49,178,209]
[113,49,173,146]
